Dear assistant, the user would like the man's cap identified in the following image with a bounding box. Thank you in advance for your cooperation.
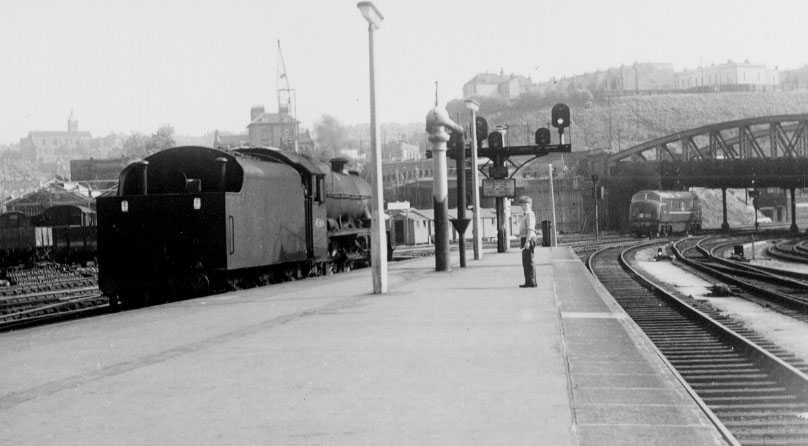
[517,195,532,204]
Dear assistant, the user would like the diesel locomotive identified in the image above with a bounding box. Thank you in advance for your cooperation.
[628,190,702,237]
[97,146,375,309]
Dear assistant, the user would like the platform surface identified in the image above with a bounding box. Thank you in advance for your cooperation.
[0,247,728,445]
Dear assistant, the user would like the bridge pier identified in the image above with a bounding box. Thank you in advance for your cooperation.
[790,187,799,233]
[721,187,730,232]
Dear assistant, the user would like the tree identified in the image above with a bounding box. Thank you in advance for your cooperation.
[122,133,150,158]
[145,125,175,155]
[121,125,175,159]
[313,114,347,160]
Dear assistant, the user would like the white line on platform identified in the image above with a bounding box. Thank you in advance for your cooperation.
[561,312,625,319]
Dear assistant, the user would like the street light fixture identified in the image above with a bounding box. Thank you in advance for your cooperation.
[357,1,383,28]
[356,1,387,293]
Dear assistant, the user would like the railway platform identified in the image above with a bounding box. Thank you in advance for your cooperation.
[0,247,728,445]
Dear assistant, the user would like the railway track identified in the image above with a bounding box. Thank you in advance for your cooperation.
[769,238,808,264]
[0,264,107,331]
[562,234,641,263]
[672,235,808,321]
[590,242,808,445]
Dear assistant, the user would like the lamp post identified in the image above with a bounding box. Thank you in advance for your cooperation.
[465,99,482,260]
[357,1,387,293]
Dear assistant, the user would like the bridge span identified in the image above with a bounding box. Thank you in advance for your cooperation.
[604,114,808,231]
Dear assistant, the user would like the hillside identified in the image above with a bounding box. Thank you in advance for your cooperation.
[448,91,808,151]
[694,188,758,228]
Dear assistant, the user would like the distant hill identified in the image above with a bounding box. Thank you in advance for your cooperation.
[449,91,808,151]
[694,188,758,228]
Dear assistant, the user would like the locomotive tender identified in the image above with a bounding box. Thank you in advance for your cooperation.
[629,190,701,236]
[97,146,373,309]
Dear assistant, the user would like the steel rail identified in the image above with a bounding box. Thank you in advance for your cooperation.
[590,241,808,445]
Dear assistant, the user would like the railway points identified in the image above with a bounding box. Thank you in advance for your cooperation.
[0,247,729,445]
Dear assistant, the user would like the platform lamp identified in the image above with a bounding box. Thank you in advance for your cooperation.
[356,1,387,293]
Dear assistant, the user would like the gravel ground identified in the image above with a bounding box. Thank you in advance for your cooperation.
[634,246,808,364]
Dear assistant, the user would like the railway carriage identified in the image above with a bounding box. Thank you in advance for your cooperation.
[629,190,701,237]
[97,146,373,309]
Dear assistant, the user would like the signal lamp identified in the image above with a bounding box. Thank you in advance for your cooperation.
[488,132,503,150]
[551,103,571,129]
[475,116,489,143]
[535,128,551,146]
[448,130,464,154]
[120,200,129,213]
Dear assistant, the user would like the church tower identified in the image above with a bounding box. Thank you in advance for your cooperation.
[67,109,79,133]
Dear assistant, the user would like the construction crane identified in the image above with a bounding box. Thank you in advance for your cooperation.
[277,40,298,153]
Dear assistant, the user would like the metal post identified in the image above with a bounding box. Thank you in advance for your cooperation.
[495,128,508,254]
[548,163,558,247]
[790,187,798,233]
[496,196,506,253]
[357,1,387,293]
[466,100,482,261]
[455,134,467,267]
[426,107,462,271]
[721,187,729,231]
[591,174,599,241]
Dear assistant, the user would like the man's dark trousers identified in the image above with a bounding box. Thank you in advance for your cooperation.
[520,237,537,286]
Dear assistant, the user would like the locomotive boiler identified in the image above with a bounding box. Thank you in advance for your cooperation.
[97,146,373,309]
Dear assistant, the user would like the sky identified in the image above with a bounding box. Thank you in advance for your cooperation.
[1,0,807,144]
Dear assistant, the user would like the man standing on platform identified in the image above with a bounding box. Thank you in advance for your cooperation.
[518,196,538,288]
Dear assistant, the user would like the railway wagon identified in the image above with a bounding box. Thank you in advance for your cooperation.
[34,205,97,263]
[629,190,701,236]
[97,146,373,309]
[0,212,35,264]
[0,206,97,266]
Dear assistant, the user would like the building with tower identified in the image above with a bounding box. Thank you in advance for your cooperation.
[19,111,92,165]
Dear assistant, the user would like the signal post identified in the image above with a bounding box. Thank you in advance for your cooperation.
[445,103,572,253]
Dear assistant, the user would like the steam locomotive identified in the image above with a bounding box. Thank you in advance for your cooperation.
[97,146,375,309]
[628,190,702,236]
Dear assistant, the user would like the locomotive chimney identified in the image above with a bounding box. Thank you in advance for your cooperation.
[138,160,149,195]
[329,157,348,173]
[215,157,228,191]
